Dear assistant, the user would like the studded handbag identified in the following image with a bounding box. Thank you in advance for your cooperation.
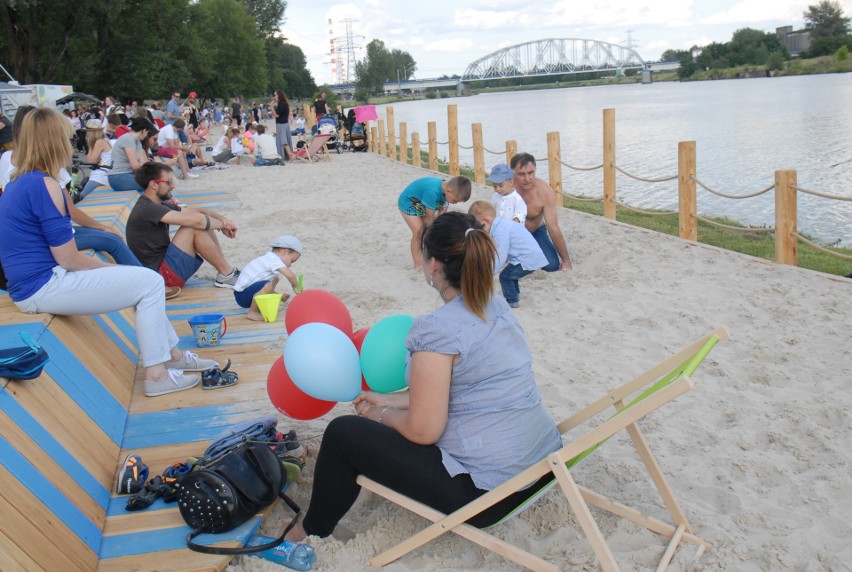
[177,441,300,555]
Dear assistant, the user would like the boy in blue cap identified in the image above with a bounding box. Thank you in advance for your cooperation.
[487,163,527,223]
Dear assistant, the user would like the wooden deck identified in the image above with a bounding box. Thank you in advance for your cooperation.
[0,187,288,571]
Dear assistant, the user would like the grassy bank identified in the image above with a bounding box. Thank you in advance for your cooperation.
[396,147,851,277]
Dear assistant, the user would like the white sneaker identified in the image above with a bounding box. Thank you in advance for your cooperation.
[144,369,199,397]
[187,172,200,179]
[163,350,219,372]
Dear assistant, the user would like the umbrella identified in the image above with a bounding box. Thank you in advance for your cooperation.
[354,105,378,123]
[55,92,100,105]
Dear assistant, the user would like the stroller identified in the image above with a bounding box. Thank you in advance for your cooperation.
[314,115,342,153]
[341,108,368,152]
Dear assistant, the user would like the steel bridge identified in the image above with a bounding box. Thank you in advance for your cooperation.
[461,38,645,82]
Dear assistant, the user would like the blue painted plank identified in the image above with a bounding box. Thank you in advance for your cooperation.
[0,322,46,345]
[0,392,110,509]
[177,331,284,348]
[0,436,102,553]
[92,315,137,363]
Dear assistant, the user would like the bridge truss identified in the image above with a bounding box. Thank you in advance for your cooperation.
[461,38,645,81]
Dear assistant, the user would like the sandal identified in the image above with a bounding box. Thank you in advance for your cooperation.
[201,359,239,390]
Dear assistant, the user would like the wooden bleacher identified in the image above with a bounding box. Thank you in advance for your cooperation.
[0,186,288,571]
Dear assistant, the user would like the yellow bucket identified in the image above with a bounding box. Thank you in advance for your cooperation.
[254,293,283,322]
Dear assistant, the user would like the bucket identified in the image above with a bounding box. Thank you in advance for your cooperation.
[254,293,283,322]
[188,313,227,347]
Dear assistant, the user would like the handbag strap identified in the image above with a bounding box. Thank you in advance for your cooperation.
[186,491,301,555]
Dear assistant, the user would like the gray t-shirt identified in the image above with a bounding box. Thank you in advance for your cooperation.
[111,132,141,175]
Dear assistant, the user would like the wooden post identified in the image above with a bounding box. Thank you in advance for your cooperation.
[386,106,396,161]
[603,108,616,220]
[448,104,460,176]
[472,123,485,184]
[412,133,421,168]
[399,122,408,165]
[547,132,562,207]
[370,126,378,153]
[378,119,387,157]
[678,141,697,241]
[775,169,798,265]
[428,122,438,172]
[506,140,517,167]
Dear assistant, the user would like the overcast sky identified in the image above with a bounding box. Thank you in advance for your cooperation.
[280,0,852,85]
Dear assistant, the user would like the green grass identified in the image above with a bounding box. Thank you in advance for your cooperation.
[383,145,851,276]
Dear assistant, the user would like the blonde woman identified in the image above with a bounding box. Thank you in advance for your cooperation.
[0,108,217,397]
[78,118,113,200]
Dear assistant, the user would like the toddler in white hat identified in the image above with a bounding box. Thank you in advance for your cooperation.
[232,235,303,321]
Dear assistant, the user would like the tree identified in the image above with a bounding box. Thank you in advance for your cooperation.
[355,39,416,95]
[240,0,287,38]
[266,38,316,96]
[803,0,851,56]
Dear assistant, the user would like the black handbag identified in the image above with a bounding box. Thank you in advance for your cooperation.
[177,441,301,555]
[0,332,49,380]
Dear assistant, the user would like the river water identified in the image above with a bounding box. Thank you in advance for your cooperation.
[374,73,852,246]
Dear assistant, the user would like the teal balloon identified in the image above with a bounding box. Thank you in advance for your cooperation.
[360,314,415,393]
[284,322,361,402]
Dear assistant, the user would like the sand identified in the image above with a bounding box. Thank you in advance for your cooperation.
[179,130,851,571]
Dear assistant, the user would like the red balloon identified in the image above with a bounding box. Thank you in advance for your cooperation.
[267,356,336,420]
[350,327,371,390]
[284,289,353,335]
[188,91,197,99]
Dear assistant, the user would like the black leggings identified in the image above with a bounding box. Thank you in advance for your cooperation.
[302,415,553,537]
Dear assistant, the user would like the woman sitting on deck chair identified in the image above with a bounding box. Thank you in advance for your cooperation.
[284,212,562,541]
[0,108,218,397]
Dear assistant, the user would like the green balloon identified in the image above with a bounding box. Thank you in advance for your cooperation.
[360,314,415,393]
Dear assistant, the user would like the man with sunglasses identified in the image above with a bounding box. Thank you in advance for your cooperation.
[166,91,182,125]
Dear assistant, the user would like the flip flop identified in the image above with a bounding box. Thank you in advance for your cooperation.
[201,359,238,390]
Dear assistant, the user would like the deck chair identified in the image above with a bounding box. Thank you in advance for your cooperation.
[357,326,729,572]
[291,133,331,163]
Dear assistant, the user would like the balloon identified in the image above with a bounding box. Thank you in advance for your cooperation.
[267,357,335,420]
[284,323,361,402]
[350,327,371,390]
[285,289,353,335]
[189,91,198,99]
[360,314,415,393]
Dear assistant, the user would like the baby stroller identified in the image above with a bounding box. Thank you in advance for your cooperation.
[342,108,368,152]
[314,115,342,153]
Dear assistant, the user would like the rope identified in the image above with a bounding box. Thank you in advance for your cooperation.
[615,201,678,217]
[562,190,604,203]
[458,143,473,150]
[695,216,774,233]
[614,165,678,183]
[561,160,604,172]
[435,140,448,145]
[534,156,547,162]
[483,146,505,155]
[796,233,852,261]
[795,186,852,201]
[692,176,774,199]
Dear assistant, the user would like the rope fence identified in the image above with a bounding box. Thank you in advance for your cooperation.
[373,104,851,270]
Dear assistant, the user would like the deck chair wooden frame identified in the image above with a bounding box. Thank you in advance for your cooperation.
[357,326,729,572]
[291,133,331,163]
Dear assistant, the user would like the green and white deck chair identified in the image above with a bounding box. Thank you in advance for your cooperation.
[356,326,729,572]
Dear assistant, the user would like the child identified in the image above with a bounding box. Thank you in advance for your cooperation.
[398,175,472,268]
[468,200,546,309]
[253,124,281,166]
[233,235,303,321]
[487,163,526,223]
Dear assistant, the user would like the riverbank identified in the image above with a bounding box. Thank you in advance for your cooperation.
[162,150,852,572]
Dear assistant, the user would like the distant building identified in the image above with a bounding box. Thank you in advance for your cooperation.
[776,26,811,56]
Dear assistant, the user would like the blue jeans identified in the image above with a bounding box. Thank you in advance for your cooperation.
[498,225,560,304]
[74,227,142,266]
[79,177,109,201]
[108,172,143,193]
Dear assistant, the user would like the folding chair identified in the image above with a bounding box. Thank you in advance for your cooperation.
[357,326,729,571]
[291,133,331,163]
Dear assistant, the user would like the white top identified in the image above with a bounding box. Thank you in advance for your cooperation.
[89,142,114,186]
[212,136,228,156]
[233,252,286,292]
[0,151,71,189]
[492,190,527,223]
[157,124,179,147]
[254,134,280,159]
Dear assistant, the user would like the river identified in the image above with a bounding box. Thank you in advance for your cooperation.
[374,73,852,247]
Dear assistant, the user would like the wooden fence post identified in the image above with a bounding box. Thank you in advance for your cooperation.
[386,106,396,161]
[399,122,408,165]
[775,169,798,265]
[472,123,485,184]
[370,126,378,153]
[603,108,616,219]
[378,119,387,157]
[678,141,697,241]
[428,122,438,172]
[448,104,460,176]
[506,140,517,166]
[547,132,562,206]
[412,133,421,168]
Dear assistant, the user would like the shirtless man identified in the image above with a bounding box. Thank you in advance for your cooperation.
[510,152,572,270]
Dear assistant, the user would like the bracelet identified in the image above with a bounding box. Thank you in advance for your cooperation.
[377,406,389,424]
[203,215,211,230]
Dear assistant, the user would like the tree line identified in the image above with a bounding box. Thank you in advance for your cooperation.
[0,0,317,102]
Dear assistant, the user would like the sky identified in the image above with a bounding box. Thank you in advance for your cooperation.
[280,0,852,85]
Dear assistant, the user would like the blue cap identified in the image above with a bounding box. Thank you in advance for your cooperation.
[486,163,513,184]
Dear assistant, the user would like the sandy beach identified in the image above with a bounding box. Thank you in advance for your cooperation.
[175,134,850,571]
